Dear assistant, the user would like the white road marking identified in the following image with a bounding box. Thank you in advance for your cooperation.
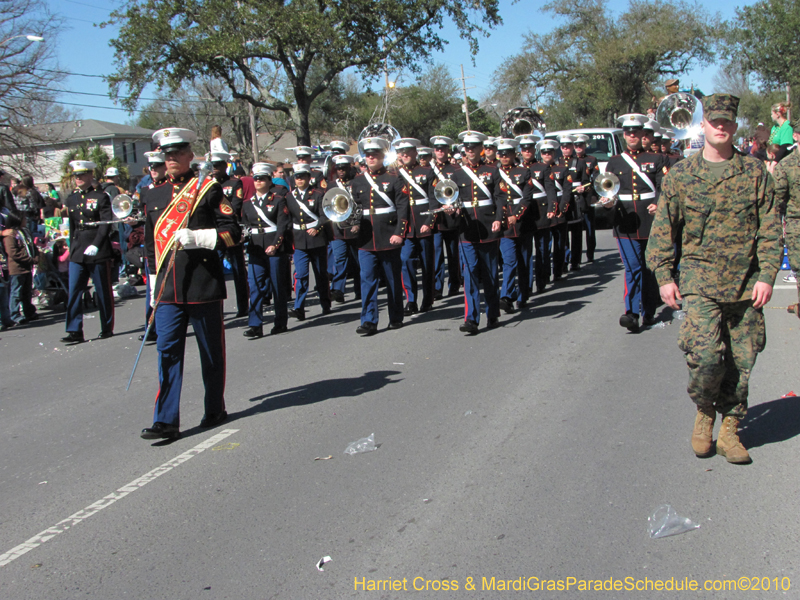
[0,428,240,568]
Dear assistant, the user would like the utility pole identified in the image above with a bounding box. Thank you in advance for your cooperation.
[458,64,475,130]
[245,63,258,161]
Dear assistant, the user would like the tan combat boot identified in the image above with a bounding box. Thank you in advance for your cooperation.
[716,415,752,464]
[691,408,716,457]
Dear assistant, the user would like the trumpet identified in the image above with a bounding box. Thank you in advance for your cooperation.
[591,172,620,208]
[85,194,144,226]
[421,179,461,215]
[322,187,362,229]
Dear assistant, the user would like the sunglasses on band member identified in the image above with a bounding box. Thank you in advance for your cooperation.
[211,161,228,168]
[498,150,515,157]
[463,143,481,150]
[253,175,271,181]
[540,149,555,154]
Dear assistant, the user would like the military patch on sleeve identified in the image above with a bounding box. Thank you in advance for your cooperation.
[320,179,327,189]
[567,175,573,182]
[220,199,234,215]
[236,187,243,198]
[663,166,669,174]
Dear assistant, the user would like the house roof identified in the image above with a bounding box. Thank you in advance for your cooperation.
[19,119,155,146]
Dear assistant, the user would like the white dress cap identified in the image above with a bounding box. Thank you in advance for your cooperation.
[495,138,519,152]
[536,139,560,152]
[153,128,197,149]
[293,146,314,157]
[458,130,489,144]
[417,146,434,156]
[104,167,120,177]
[144,151,165,164]
[333,154,355,165]
[208,151,231,163]
[617,114,648,129]
[330,140,350,153]
[429,136,455,147]
[515,133,542,145]
[293,163,312,174]
[252,163,274,177]
[392,138,421,150]
[70,160,96,174]
[359,137,390,153]
[558,134,576,145]
[573,134,591,144]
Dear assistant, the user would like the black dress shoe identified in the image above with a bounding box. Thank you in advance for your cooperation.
[619,312,640,332]
[499,297,516,314]
[388,321,404,330]
[200,410,228,428]
[447,289,461,298]
[642,315,656,327]
[270,325,288,335]
[235,310,248,318]
[61,331,84,344]
[243,326,263,339]
[139,330,158,342]
[288,308,305,321]
[571,264,581,271]
[141,422,181,440]
[517,299,528,310]
[459,320,479,334]
[331,290,345,303]
[356,322,378,336]
[434,290,444,300]
[321,305,332,315]
[96,331,113,340]
[486,317,500,329]
[420,303,433,312]
[404,301,419,316]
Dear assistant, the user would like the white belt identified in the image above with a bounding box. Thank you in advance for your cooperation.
[249,226,276,234]
[293,222,319,230]
[466,199,493,207]
[532,192,547,199]
[572,181,582,189]
[618,192,656,201]
[509,198,522,205]
[409,199,430,206]
[368,207,396,215]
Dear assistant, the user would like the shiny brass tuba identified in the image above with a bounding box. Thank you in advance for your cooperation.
[591,172,620,208]
[322,187,362,229]
[656,92,703,140]
[500,107,546,138]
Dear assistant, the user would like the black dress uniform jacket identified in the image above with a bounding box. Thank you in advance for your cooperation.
[350,167,409,251]
[559,156,590,224]
[605,149,668,239]
[144,170,241,303]
[285,187,329,250]
[578,154,600,206]
[430,161,459,232]
[397,163,438,238]
[66,185,114,263]
[451,161,506,243]
[496,164,533,238]
[219,176,244,219]
[242,185,291,254]
[522,161,557,231]
[329,177,359,241]
[547,163,573,227]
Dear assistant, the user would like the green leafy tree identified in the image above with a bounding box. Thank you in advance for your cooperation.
[104,0,502,146]
[491,0,718,128]
[712,64,785,138]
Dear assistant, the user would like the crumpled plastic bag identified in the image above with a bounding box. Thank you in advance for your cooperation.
[344,433,376,455]
[113,283,139,299]
[648,504,700,539]
[673,309,686,320]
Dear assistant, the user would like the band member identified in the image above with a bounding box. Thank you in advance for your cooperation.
[417,147,433,168]
[496,138,532,312]
[544,140,572,281]
[522,136,558,296]
[289,146,326,190]
[483,137,498,166]
[285,163,331,320]
[211,151,249,317]
[641,119,660,157]
[661,131,684,166]
[141,128,240,441]
[451,130,505,334]
[603,113,668,332]
[350,137,409,335]
[241,163,291,338]
[326,140,351,186]
[557,134,590,272]
[429,135,460,299]
[394,138,437,314]
[138,151,168,343]
[330,140,350,155]
[61,160,115,344]
[328,154,361,303]
[573,134,600,263]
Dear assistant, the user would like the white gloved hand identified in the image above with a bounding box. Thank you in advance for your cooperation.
[174,228,217,250]
[148,274,157,308]
[83,245,98,257]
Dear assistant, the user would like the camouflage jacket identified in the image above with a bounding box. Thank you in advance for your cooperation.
[646,150,782,302]
[772,148,800,219]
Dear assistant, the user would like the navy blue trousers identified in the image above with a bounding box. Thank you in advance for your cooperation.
[401,235,434,307]
[330,238,361,297]
[499,235,532,302]
[434,230,461,295]
[219,245,249,314]
[359,248,403,326]
[459,241,500,324]
[248,251,289,328]
[616,237,658,318]
[293,247,331,311]
[153,301,226,427]
[533,228,552,291]
[65,260,114,334]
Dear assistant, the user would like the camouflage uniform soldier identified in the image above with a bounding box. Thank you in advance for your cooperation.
[773,119,800,313]
[646,94,782,464]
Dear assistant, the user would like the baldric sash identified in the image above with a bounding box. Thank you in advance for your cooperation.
[398,167,430,205]
[620,153,656,200]
[497,168,524,199]
[251,196,277,233]
[460,165,493,204]
[154,177,216,273]
[291,188,320,228]
[363,171,396,214]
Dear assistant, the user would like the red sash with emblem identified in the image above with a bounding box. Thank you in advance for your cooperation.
[154,177,217,273]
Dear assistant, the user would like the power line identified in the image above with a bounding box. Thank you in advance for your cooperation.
[4,94,232,118]
[62,0,113,11]
[37,67,106,78]
[56,88,226,104]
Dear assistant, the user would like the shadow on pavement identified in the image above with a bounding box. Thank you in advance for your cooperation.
[739,395,800,449]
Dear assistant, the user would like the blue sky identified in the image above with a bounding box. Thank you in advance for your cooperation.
[47,0,756,125]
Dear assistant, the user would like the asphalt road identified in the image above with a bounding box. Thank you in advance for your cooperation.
[0,230,798,599]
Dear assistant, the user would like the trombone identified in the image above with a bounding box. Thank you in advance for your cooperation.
[591,172,620,208]
[421,179,460,215]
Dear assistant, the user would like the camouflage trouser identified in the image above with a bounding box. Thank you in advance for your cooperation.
[785,219,800,303]
[678,294,766,418]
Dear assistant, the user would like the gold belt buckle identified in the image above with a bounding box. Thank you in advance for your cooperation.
[632,193,639,201]
[300,224,307,231]
[409,200,415,206]
[472,201,479,207]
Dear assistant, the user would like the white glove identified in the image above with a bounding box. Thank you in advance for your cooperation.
[84,245,98,256]
[148,274,157,308]
[174,228,217,250]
